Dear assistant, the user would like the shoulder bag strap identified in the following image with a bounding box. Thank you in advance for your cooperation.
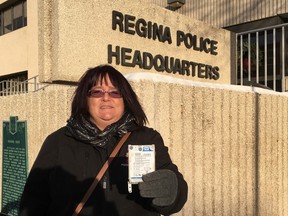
[72,132,131,216]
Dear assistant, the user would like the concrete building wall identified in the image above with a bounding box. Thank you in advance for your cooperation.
[0,75,288,215]
[150,0,288,28]
[0,28,28,75]
[2,0,287,82]
[0,0,39,79]
[38,0,233,84]
[26,0,39,79]
[1,0,235,85]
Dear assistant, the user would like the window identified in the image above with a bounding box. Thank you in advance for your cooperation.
[226,15,288,92]
[236,25,288,92]
[0,11,2,35]
[13,3,23,30]
[0,71,28,96]
[0,0,27,36]
[3,8,12,34]
[23,0,27,26]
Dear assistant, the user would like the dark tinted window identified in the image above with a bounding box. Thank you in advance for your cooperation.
[0,1,27,36]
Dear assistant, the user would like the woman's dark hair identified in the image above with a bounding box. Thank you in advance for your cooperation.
[71,64,148,126]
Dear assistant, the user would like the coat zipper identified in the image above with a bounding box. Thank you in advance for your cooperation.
[102,175,107,189]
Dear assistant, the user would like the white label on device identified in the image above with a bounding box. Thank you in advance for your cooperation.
[128,144,155,184]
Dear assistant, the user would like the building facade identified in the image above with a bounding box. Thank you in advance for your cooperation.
[2,0,288,92]
[1,0,235,96]
[151,0,288,92]
[1,1,288,216]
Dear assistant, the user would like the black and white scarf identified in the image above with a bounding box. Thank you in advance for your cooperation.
[66,112,137,147]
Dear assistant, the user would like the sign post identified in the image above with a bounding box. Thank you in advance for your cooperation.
[1,116,28,216]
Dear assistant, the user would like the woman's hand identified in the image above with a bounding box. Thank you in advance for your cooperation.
[138,169,178,206]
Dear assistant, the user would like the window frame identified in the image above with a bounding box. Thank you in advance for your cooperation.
[0,0,27,36]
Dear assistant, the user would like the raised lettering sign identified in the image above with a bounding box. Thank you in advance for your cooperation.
[109,10,220,80]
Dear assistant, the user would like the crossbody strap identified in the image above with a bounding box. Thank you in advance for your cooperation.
[72,132,131,216]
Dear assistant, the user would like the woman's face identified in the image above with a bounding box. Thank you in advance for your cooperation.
[87,75,124,131]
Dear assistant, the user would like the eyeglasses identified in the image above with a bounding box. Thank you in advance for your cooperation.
[88,89,122,98]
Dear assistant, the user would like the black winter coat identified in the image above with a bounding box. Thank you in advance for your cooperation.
[19,126,188,216]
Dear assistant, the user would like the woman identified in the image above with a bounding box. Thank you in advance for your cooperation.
[19,65,188,216]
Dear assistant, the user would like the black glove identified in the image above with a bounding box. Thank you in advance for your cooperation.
[138,169,178,206]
